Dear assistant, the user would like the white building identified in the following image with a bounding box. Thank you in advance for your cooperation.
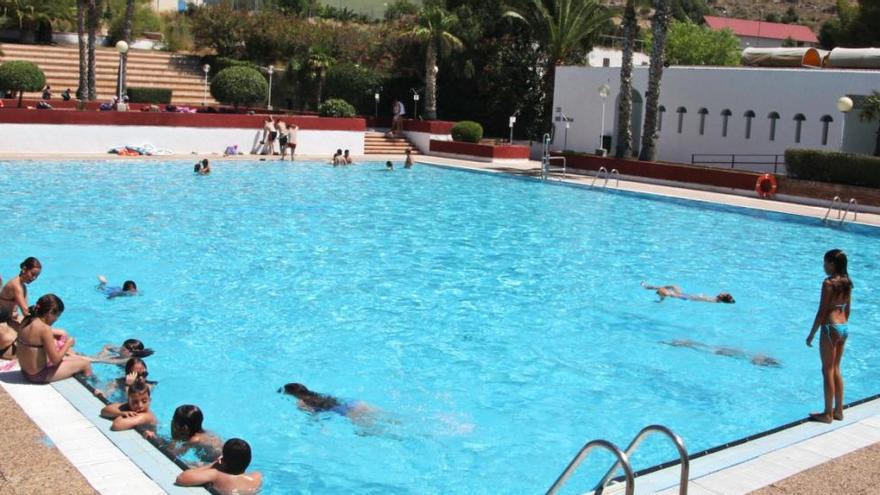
[551,65,880,173]
[587,47,650,68]
[704,16,818,49]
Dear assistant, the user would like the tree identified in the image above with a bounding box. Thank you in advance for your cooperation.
[860,90,880,157]
[76,0,87,100]
[669,0,708,23]
[781,6,799,24]
[505,0,608,133]
[658,21,739,66]
[0,61,47,108]
[86,0,100,100]
[615,0,637,158]
[210,66,268,110]
[410,6,464,121]
[385,0,418,21]
[118,0,135,97]
[306,49,335,109]
[639,0,671,162]
[0,0,75,42]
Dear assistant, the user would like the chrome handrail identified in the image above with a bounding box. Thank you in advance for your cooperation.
[609,168,620,189]
[840,198,858,225]
[541,133,552,180]
[594,425,689,495]
[822,196,842,223]
[546,439,634,495]
[590,166,609,188]
[546,156,567,178]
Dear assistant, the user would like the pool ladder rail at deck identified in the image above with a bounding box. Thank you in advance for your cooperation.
[822,196,859,225]
[541,133,567,180]
[546,424,689,495]
[590,167,620,190]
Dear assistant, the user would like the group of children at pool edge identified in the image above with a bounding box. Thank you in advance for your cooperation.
[0,258,262,494]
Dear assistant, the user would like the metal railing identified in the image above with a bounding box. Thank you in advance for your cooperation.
[690,153,785,174]
[594,425,689,495]
[590,167,619,189]
[546,439,634,495]
[824,196,859,225]
[540,133,566,179]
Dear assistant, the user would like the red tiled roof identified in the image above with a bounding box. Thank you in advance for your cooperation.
[704,15,818,43]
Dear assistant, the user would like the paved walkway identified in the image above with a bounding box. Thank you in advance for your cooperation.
[750,443,880,494]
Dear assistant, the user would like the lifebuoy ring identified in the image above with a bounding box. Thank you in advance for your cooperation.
[755,174,777,198]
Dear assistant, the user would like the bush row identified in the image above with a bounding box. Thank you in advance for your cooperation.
[785,149,880,188]
[127,87,173,104]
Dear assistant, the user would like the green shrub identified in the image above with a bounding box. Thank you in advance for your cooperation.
[324,63,382,115]
[210,66,268,110]
[451,120,483,143]
[318,98,357,118]
[0,60,46,107]
[126,87,173,104]
[201,56,260,78]
[785,149,880,188]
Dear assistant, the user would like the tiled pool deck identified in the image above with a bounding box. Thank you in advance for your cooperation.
[1,154,878,495]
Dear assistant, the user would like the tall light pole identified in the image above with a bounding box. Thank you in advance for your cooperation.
[267,65,274,111]
[598,83,610,154]
[116,40,129,101]
[202,64,210,106]
[374,91,380,120]
[837,95,853,151]
[413,90,420,120]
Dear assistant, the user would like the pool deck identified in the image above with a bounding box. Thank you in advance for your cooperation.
[1,153,879,494]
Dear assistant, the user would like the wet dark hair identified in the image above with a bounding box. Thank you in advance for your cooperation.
[124,357,148,376]
[385,161,393,168]
[122,280,137,291]
[280,383,339,412]
[128,379,151,397]
[824,249,853,297]
[201,159,209,166]
[22,293,64,328]
[194,163,202,172]
[716,293,735,304]
[405,147,411,154]
[123,339,154,358]
[20,257,41,272]
[217,438,251,475]
[172,405,205,437]
[344,149,350,154]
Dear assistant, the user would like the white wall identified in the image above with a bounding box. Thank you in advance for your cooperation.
[552,65,880,173]
[738,35,816,49]
[403,131,451,154]
[587,48,651,68]
[0,124,364,156]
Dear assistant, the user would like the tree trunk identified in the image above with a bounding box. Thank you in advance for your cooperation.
[615,0,637,158]
[424,39,438,120]
[17,90,24,108]
[639,0,671,162]
[86,0,99,100]
[118,0,135,98]
[315,69,324,109]
[874,122,880,156]
[76,0,87,101]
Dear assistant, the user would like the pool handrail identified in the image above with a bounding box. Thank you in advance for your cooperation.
[545,439,634,495]
[841,198,859,225]
[822,196,843,223]
[594,424,689,495]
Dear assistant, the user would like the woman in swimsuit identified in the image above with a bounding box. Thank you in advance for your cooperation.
[0,257,42,327]
[16,294,92,383]
[280,383,374,424]
[806,249,853,423]
[641,282,735,303]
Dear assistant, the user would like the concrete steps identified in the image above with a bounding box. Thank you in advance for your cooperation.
[0,42,217,105]
[364,132,418,155]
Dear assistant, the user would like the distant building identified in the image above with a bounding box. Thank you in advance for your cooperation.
[151,0,204,12]
[704,16,818,49]
[587,47,650,68]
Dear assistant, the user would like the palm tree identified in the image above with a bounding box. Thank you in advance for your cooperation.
[639,0,671,162]
[86,0,100,100]
[615,0,637,158]
[118,0,136,98]
[411,7,463,121]
[860,90,880,156]
[76,0,87,101]
[307,50,335,109]
[505,0,608,133]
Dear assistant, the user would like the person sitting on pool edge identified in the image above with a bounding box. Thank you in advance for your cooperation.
[89,338,154,364]
[0,257,42,327]
[641,282,735,303]
[147,404,223,464]
[280,383,375,424]
[16,294,93,383]
[97,275,139,299]
[100,380,157,432]
[175,438,263,495]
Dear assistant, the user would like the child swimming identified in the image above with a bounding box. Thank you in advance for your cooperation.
[641,282,735,303]
[89,338,154,364]
[148,405,223,464]
[97,275,139,299]
[280,383,375,425]
[100,380,157,432]
[94,357,155,400]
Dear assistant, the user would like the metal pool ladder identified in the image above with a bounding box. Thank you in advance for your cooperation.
[590,167,620,189]
[822,196,859,225]
[546,424,689,495]
[540,133,567,180]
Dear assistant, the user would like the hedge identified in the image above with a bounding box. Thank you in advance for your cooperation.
[451,121,483,143]
[210,66,268,109]
[318,98,356,118]
[201,55,260,78]
[785,149,880,188]
[127,87,173,104]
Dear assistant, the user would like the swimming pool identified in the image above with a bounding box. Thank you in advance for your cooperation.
[2,160,879,494]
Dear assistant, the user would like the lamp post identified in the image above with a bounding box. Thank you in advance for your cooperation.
[202,64,210,106]
[509,113,517,144]
[267,65,274,111]
[598,83,610,154]
[374,91,380,120]
[413,90,420,120]
[115,40,129,101]
[837,95,854,151]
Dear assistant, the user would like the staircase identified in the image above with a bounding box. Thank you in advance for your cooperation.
[364,131,419,155]
[0,43,218,105]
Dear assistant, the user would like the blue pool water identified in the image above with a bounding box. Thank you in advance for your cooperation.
[2,160,879,494]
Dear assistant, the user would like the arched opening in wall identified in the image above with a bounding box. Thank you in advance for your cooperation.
[793,114,806,143]
[744,110,756,139]
[676,106,687,134]
[658,105,666,132]
[698,108,709,136]
[721,109,732,138]
[768,111,780,141]
[613,89,644,155]
[820,115,834,146]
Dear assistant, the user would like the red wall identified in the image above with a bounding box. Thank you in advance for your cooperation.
[404,120,455,134]
[0,108,365,131]
[558,153,763,190]
[431,140,530,159]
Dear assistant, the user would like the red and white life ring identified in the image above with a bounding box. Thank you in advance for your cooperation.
[755,174,778,199]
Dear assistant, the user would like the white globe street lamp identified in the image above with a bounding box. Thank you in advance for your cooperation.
[838,95,854,150]
[598,83,611,153]
[267,65,274,111]
[116,41,129,101]
[202,64,210,107]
